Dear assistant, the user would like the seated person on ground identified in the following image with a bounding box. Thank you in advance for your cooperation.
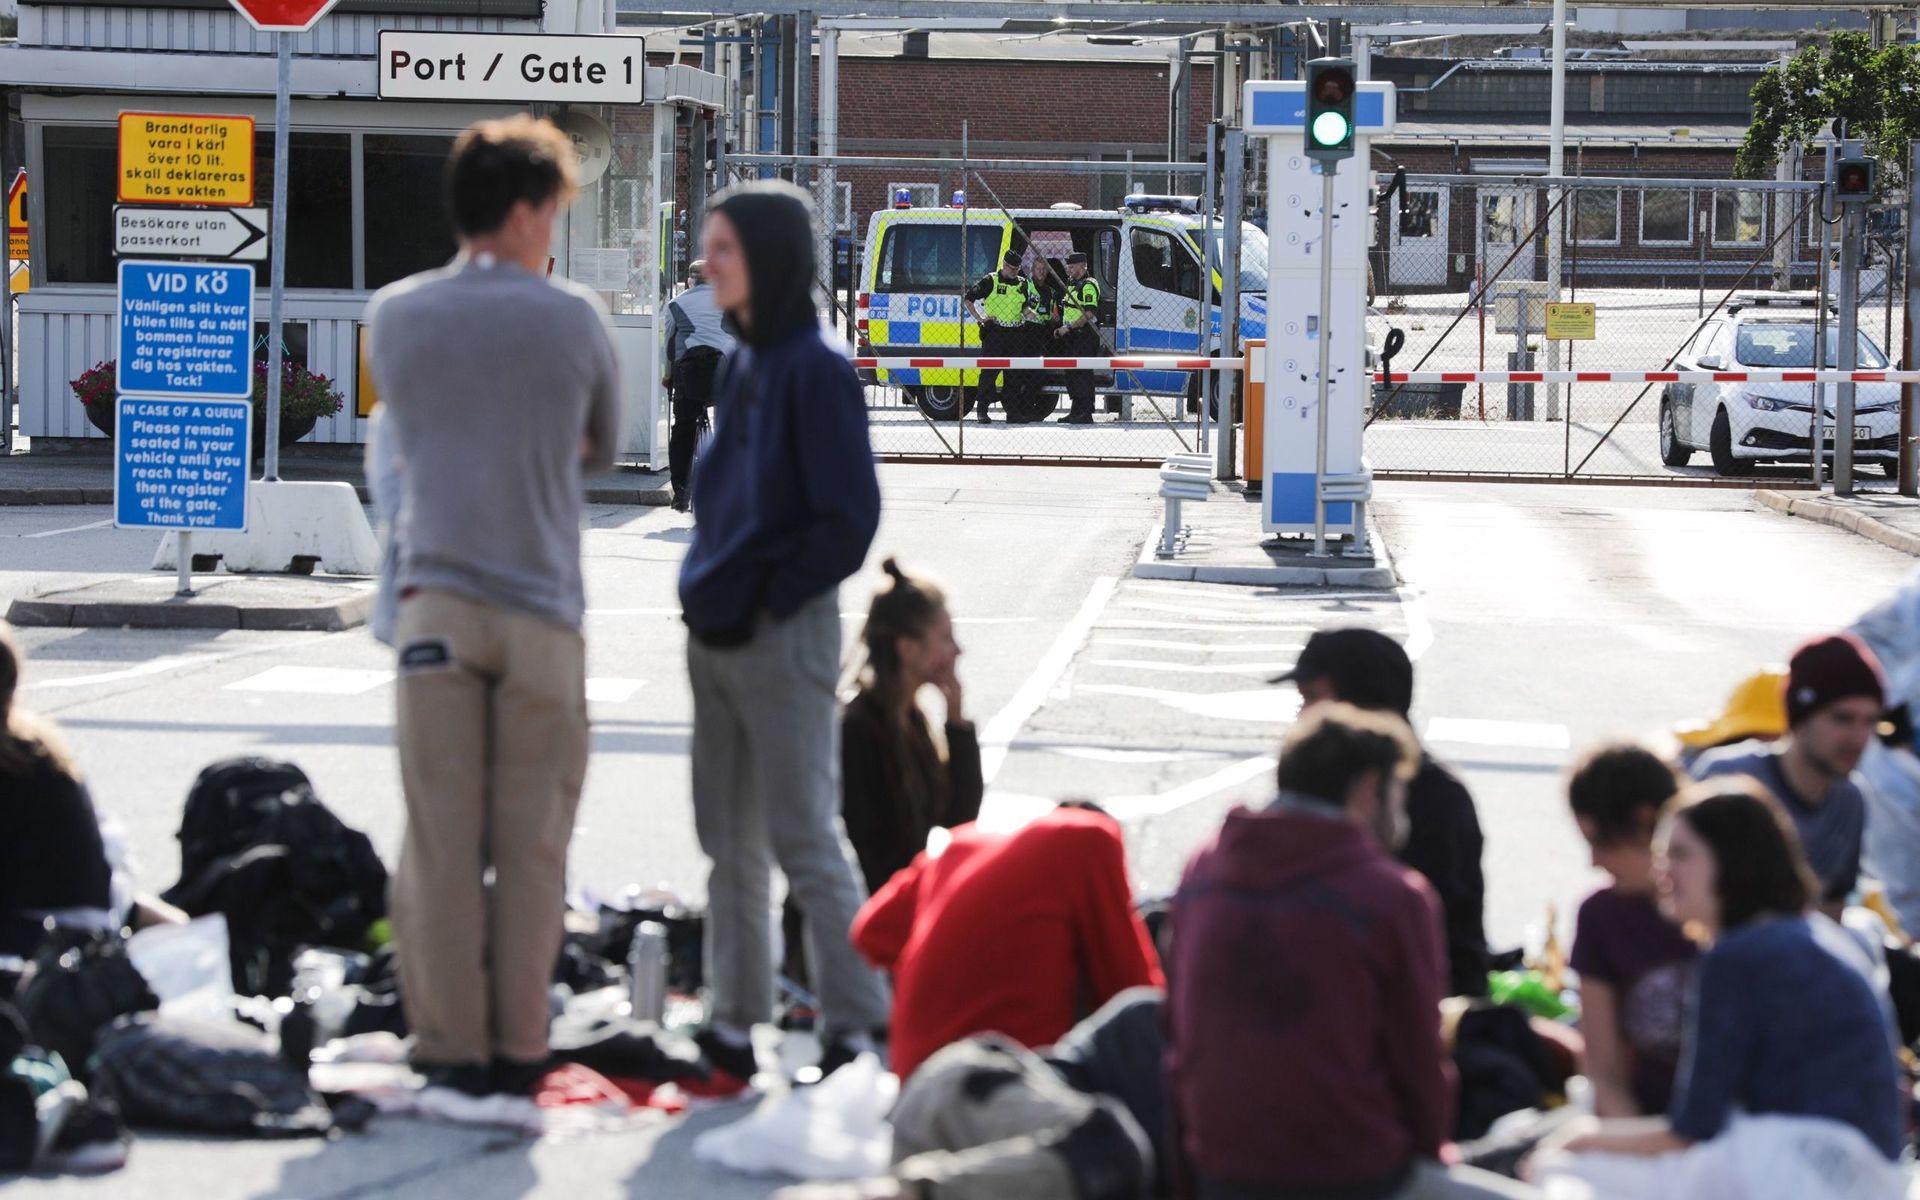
[1565,743,1696,1118]
[0,623,183,969]
[1167,702,1537,1200]
[1692,634,1883,918]
[1530,781,1906,1191]
[841,559,982,896]
[1279,627,1491,997]
[850,801,1163,1083]
[1669,668,1786,772]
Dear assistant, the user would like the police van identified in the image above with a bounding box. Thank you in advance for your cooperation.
[857,195,1269,420]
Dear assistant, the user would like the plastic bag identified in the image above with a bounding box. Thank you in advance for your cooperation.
[1535,1114,1912,1200]
[692,1054,896,1180]
[125,915,233,1021]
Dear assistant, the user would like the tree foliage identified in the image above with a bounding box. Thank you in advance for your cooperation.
[1737,32,1920,181]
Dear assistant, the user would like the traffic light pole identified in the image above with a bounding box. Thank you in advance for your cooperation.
[1312,161,1336,558]
[1836,199,1861,496]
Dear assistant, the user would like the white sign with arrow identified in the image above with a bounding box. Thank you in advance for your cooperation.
[114,206,269,261]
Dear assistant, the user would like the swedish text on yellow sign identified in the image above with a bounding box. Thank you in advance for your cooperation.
[118,113,255,206]
[1544,302,1596,341]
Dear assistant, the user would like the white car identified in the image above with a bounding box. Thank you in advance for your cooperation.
[1659,304,1900,478]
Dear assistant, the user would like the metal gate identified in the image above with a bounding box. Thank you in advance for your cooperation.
[1363,173,1891,484]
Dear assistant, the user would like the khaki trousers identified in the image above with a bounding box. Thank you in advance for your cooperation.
[392,588,589,1066]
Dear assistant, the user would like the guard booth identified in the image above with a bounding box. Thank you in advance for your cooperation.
[0,1,723,466]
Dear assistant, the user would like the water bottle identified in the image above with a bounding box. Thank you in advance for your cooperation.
[627,920,668,1025]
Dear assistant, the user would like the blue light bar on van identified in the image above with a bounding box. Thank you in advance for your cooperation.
[1122,194,1201,214]
[893,187,914,209]
[951,190,967,207]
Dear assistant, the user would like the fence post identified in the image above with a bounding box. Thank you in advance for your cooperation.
[1835,154,1864,497]
[1904,140,1919,497]
[1814,182,1833,489]
[1219,128,1245,481]
[1198,123,1216,454]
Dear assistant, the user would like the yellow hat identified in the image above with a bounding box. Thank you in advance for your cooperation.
[1675,668,1789,750]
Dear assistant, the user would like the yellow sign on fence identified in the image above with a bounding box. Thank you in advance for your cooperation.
[8,170,26,260]
[117,112,255,206]
[1544,302,1596,341]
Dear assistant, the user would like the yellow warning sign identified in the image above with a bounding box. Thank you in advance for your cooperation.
[8,170,25,260]
[9,264,28,295]
[1545,302,1596,341]
[117,112,255,206]
[356,325,380,418]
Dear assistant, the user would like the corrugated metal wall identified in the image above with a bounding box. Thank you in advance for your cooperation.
[19,291,369,444]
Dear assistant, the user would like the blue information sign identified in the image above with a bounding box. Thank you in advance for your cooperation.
[113,396,251,532]
[117,259,255,399]
[1245,82,1394,134]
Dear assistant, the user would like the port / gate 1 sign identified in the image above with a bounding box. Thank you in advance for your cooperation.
[117,260,256,400]
[376,32,647,104]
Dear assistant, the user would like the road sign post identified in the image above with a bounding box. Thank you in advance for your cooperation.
[264,35,291,480]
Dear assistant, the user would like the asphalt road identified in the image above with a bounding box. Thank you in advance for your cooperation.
[7,463,1917,1199]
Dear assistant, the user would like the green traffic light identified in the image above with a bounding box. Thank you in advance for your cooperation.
[1311,110,1351,147]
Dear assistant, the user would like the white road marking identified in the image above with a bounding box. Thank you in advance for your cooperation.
[978,575,1119,785]
[22,518,115,538]
[586,607,682,617]
[585,607,1033,626]
[227,665,395,695]
[1424,717,1570,751]
[1113,599,1293,621]
[1088,658,1292,676]
[1091,638,1304,653]
[1101,755,1279,821]
[29,654,223,689]
[1078,683,1302,724]
[1399,586,1435,663]
[586,677,645,704]
[1050,746,1217,764]
[1096,619,1340,634]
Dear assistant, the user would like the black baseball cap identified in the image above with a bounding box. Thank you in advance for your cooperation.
[1002,251,1023,266]
[1066,252,1089,265]
[1272,627,1414,716]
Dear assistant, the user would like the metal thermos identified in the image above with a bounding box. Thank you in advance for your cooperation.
[627,920,668,1024]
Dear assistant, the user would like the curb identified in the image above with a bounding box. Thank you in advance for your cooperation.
[1754,490,1920,558]
[0,485,671,508]
[1132,518,1401,589]
[6,587,371,632]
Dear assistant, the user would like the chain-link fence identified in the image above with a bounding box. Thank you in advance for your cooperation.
[714,152,1246,464]
[1362,173,1903,482]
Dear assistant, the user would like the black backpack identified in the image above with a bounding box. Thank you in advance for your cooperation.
[160,758,388,998]
[12,930,158,1082]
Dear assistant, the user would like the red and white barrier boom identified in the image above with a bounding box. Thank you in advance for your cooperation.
[851,357,1920,386]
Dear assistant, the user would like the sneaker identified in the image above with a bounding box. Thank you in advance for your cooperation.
[489,1056,553,1097]
[796,1033,883,1087]
[417,1062,493,1098]
[689,1028,757,1097]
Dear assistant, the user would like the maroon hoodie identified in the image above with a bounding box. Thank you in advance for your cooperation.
[1166,801,1453,1197]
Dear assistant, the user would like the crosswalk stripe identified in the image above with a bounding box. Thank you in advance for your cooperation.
[226,666,394,695]
[1424,717,1570,751]
[1088,659,1293,676]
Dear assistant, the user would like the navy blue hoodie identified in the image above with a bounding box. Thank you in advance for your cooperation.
[678,185,880,640]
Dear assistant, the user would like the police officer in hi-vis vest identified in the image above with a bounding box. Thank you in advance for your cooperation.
[965,250,1038,423]
[1052,252,1103,424]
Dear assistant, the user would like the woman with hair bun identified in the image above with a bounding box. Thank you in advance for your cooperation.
[840,558,983,896]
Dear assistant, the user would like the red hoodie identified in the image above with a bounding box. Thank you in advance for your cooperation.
[851,807,1165,1082]
[1167,802,1453,1195]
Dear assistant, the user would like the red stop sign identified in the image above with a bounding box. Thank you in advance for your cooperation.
[228,0,341,33]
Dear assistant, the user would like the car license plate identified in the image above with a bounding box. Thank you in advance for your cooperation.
[1856,425,1872,440]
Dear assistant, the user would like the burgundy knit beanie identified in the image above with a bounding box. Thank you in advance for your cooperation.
[1785,633,1886,727]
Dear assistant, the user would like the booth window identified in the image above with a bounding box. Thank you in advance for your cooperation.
[256,133,352,288]
[365,134,457,289]
[41,125,351,287]
[42,126,116,285]
[1712,190,1764,247]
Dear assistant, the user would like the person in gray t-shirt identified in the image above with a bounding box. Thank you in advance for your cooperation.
[365,116,620,1100]
[1692,634,1886,916]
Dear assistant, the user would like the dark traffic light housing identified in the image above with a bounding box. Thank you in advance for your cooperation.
[1305,58,1357,164]
[1834,154,1876,205]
